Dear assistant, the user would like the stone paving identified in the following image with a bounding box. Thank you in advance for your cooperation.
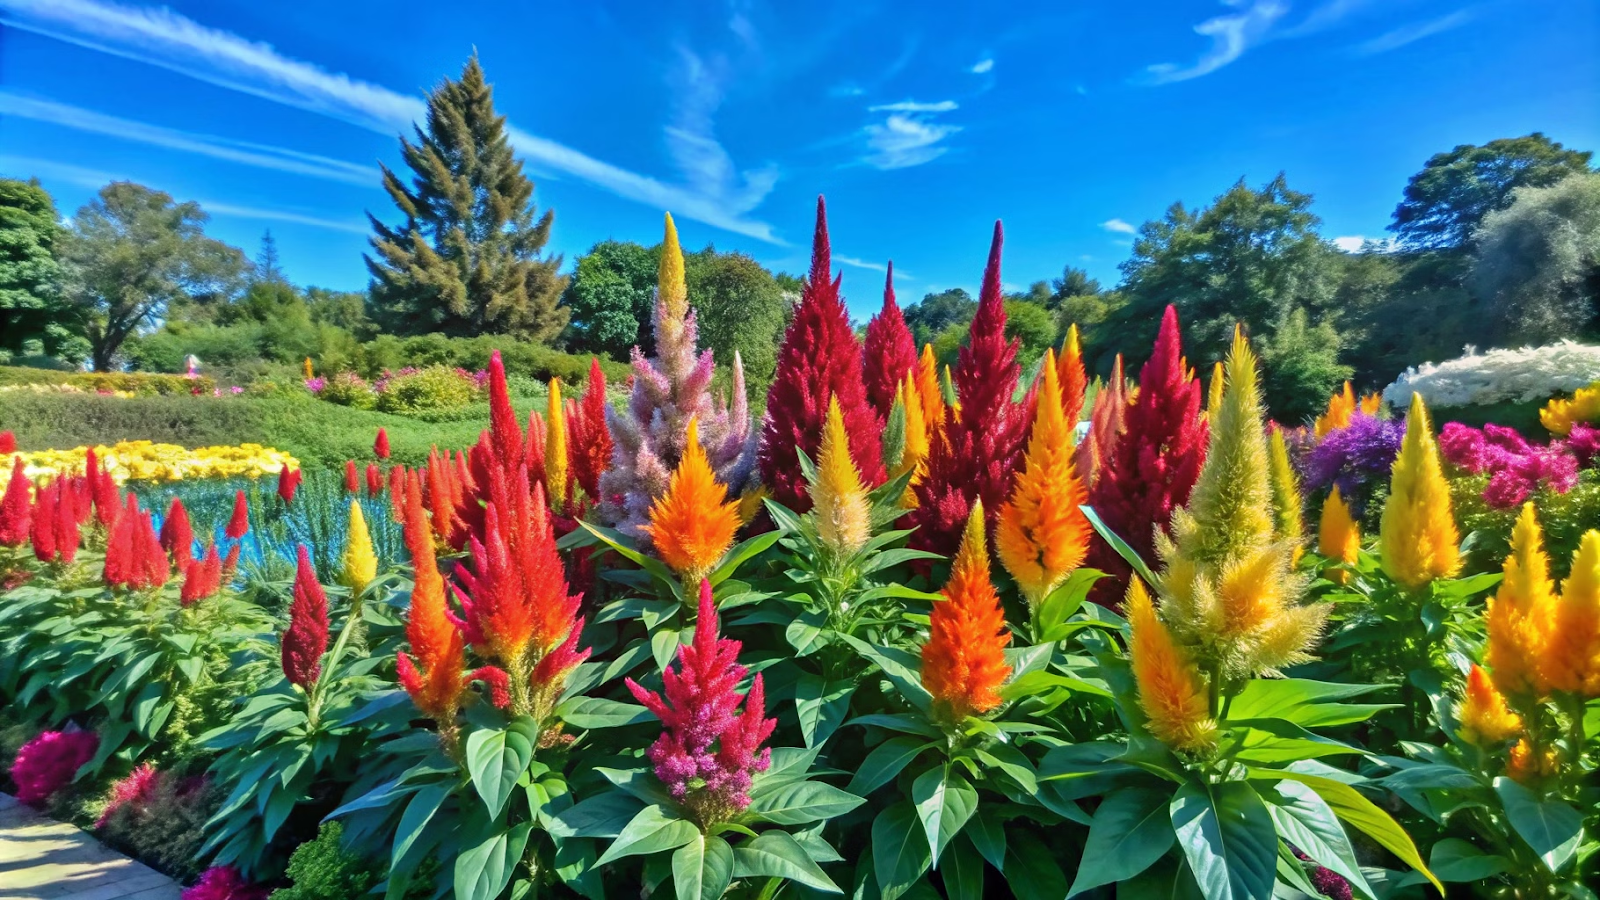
[0,794,181,900]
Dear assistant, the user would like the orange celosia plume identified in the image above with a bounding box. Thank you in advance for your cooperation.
[1126,579,1217,753]
[1456,664,1522,747]
[997,348,1090,609]
[1484,503,1556,698]
[915,344,944,441]
[396,471,467,723]
[646,417,741,587]
[1314,381,1358,437]
[921,502,1012,721]
[1056,325,1088,433]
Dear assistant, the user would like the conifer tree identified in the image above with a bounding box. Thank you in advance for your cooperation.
[366,55,567,341]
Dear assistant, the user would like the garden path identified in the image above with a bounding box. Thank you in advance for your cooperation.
[0,794,181,900]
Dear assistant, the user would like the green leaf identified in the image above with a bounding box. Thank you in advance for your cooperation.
[747,781,866,826]
[1493,777,1584,873]
[455,821,533,900]
[1256,769,1442,895]
[731,828,842,893]
[1003,830,1068,899]
[1081,505,1159,589]
[1263,780,1372,899]
[674,834,735,900]
[873,802,933,900]
[838,634,934,715]
[785,609,830,657]
[391,782,451,872]
[550,790,647,840]
[974,743,1036,794]
[1169,781,1276,900]
[652,628,682,671]
[1035,568,1103,640]
[1228,678,1393,728]
[913,766,978,866]
[795,675,855,749]
[848,737,932,796]
[941,835,986,900]
[556,696,653,729]
[1427,838,1510,882]
[465,721,536,819]
[596,804,700,866]
[709,531,783,585]
[967,809,1007,872]
[1069,787,1176,896]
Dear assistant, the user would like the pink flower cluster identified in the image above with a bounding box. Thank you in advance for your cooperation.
[625,580,775,827]
[10,729,99,807]
[1439,422,1582,509]
[181,866,267,900]
[95,762,163,829]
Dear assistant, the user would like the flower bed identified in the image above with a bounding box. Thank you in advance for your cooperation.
[15,441,297,485]
[0,211,1596,900]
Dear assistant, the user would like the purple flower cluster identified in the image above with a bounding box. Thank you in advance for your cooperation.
[625,581,776,827]
[1291,848,1353,900]
[10,729,99,807]
[1440,422,1581,509]
[304,377,326,394]
[1302,413,1405,513]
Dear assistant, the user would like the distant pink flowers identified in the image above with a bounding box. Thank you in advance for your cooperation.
[1440,421,1582,509]
[625,580,776,827]
[181,866,267,900]
[10,730,99,807]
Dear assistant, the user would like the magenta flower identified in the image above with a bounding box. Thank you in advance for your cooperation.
[96,762,163,829]
[1440,421,1581,509]
[11,730,99,807]
[181,866,267,900]
[1569,423,1599,468]
[625,580,776,828]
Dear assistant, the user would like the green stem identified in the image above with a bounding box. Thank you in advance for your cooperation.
[306,587,368,731]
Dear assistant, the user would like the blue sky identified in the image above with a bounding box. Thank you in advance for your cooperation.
[1,0,1596,317]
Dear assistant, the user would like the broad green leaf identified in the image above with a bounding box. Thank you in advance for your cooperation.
[848,737,933,796]
[1493,777,1583,873]
[786,609,830,657]
[391,782,451,872]
[967,809,1007,872]
[596,804,700,866]
[747,781,865,826]
[673,834,735,900]
[1228,678,1393,728]
[1004,830,1068,899]
[1428,838,1510,882]
[708,531,783,585]
[974,742,1036,794]
[730,828,842,893]
[455,821,533,900]
[941,834,986,900]
[556,696,653,729]
[465,722,536,819]
[1081,505,1159,588]
[1169,781,1276,900]
[913,766,978,866]
[1069,787,1176,896]
[838,634,935,715]
[795,675,855,749]
[1257,769,1441,894]
[1263,780,1372,899]
[550,790,647,840]
[1035,568,1103,640]
[873,802,933,900]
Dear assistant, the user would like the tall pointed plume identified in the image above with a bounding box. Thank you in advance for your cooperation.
[862,261,918,420]
[1378,394,1460,590]
[921,503,1012,721]
[568,358,613,504]
[760,197,887,512]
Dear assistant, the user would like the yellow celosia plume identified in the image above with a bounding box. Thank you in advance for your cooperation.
[1157,328,1323,681]
[1542,531,1600,698]
[1539,381,1600,436]
[342,500,378,595]
[810,397,873,557]
[658,212,688,324]
[1378,393,1460,591]
[1317,486,1360,585]
[893,376,930,509]
[1507,737,1560,785]
[1126,579,1217,753]
[1456,664,1522,747]
[645,417,741,588]
[545,378,568,510]
[1314,381,1358,437]
[997,348,1091,609]
[1206,361,1225,422]
[1485,503,1556,698]
[1268,428,1304,554]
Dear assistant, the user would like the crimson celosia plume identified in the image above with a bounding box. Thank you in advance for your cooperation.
[276,465,300,504]
[344,460,359,495]
[180,544,223,606]
[568,358,613,503]
[1085,305,1207,603]
[160,498,193,567]
[909,222,1028,556]
[0,430,13,455]
[0,457,31,547]
[282,545,330,689]
[374,427,390,460]
[366,463,382,497]
[862,261,918,420]
[88,449,120,529]
[29,480,61,563]
[225,490,250,540]
[625,579,776,827]
[760,196,887,512]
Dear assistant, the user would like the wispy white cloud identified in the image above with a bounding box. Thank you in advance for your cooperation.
[835,255,913,280]
[666,45,780,228]
[0,91,377,185]
[969,58,994,74]
[868,99,959,113]
[0,155,117,190]
[1100,218,1138,234]
[862,113,961,170]
[0,0,782,242]
[1280,0,1375,38]
[200,201,368,234]
[1356,9,1475,55]
[1145,0,1290,84]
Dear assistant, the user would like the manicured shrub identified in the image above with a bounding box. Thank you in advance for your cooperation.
[372,365,477,418]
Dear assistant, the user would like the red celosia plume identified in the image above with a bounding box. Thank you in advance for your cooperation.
[366,463,382,497]
[0,431,13,455]
[159,498,193,567]
[568,357,613,503]
[276,465,301,504]
[180,544,223,606]
[760,196,887,512]
[225,490,250,540]
[282,545,330,689]
[0,457,31,547]
[374,427,391,460]
[396,470,468,724]
[862,261,918,420]
[344,460,359,495]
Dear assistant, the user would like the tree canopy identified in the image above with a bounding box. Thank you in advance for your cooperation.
[0,177,77,359]
[1470,172,1600,343]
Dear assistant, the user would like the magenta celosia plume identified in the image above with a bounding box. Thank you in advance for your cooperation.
[181,866,268,900]
[95,762,163,829]
[626,580,775,827]
[11,729,99,807]
[1084,305,1206,602]
[862,261,918,420]
[0,458,32,547]
[282,545,330,689]
[909,222,1028,556]
[761,197,888,512]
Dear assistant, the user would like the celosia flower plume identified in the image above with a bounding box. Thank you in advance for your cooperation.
[160,497,193,567]
[95,762,163,830]
[1075,354,1126,491]
[1126,579,1217,753]
[10,729,99,807]
[921,503,1012,721]
[375,428,390,460]
[645,418,741,587]
[915,343,944,440]
[181,866,267,900]
[366,464,382,498]
[342,500,377,595]
[1317,486,1360,584]
[225,490,250,540]
[1540,381,1600,436]
[545,378,569,510]
[282,545,330,689]
[997,348,1091,609]
[1456,664,1522,747]
[0,430,13,455]
[1484,503,1555,699]
[1315,382,1358,437]
[180,544,223,606]
[1545,531,1600,697]
[625,579,775,828]
[276,465,301,504]
[862,262,918,420]
[1057,324,1088,431]
[1378,394,1460,590]
[810,397,873,558]
[761,197,887,512]
[568,358,613,503]
[344,460,359,495]
[889,375,930,507]
[0,458,32,547]
[1268,428,1304,554]
[396,471,468,725]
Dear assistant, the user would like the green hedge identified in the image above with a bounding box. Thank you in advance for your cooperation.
[0,392,552,469]
[0,366,216,395]
[352,334,630,385]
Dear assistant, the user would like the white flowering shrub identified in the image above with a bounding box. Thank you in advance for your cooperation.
[1382,341,1600,408]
